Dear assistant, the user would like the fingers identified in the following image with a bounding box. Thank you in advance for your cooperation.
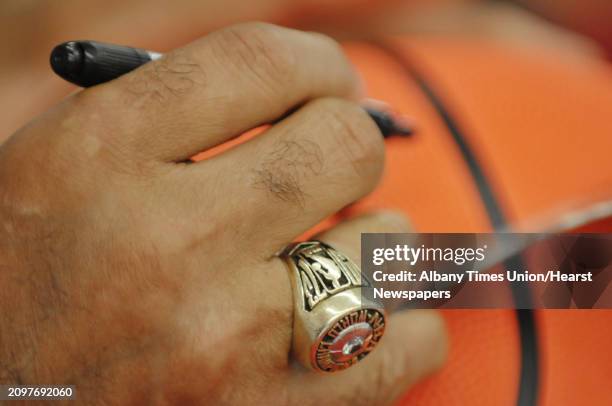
[286,211,447,405]
[177,97,385,254]
[75,22,359,162]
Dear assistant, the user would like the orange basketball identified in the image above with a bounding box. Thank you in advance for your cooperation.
[336,37,612,405]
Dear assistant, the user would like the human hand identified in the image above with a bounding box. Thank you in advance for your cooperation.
[0,23,446,404]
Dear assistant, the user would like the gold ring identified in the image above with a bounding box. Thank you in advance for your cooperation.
[281,241,386,372]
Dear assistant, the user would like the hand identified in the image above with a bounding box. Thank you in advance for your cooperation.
[0,23,446,404]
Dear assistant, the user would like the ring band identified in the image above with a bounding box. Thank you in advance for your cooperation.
[281,241,386,372]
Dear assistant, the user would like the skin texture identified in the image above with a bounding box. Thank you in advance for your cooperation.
[0,23,446,405]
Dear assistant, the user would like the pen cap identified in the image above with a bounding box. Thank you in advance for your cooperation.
[51,41,155,87]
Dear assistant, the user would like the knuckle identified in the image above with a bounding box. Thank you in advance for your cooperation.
[251,136,324,208]
[216,23,296,95]
[314,98,385,181]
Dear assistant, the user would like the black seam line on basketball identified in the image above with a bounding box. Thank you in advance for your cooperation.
[369,40,539,406]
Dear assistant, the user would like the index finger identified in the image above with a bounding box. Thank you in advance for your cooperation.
[77,23,361,162]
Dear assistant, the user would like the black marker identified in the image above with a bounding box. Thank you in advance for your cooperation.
[50,40,412,138]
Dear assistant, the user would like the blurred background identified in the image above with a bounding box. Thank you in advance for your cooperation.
[1,1,611,405]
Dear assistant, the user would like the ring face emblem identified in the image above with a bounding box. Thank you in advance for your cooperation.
[282,241,386,372]
[315,308,385,372]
